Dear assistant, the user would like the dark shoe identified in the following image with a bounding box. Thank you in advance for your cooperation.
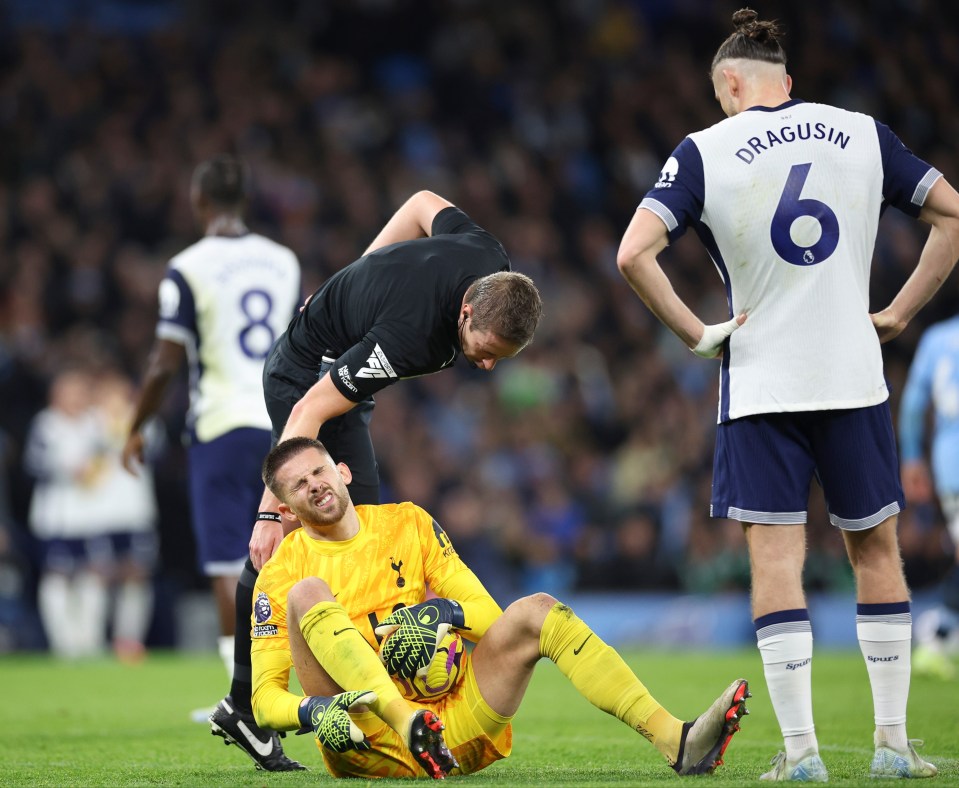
[209,696,307,771]
[408,709,458,779]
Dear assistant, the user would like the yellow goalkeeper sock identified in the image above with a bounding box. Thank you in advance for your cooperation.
[300,601,415,740]
[540,602,683,763]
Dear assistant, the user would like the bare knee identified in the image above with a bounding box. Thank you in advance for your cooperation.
[503,592,559,639]
[287,577,335,622]
[843,520,909,601]
[843,518,903,571]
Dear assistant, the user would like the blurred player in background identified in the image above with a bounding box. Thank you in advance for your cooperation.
[27,364,159,661]
[122,155,302,769]
[249,437,749,779]
[899,306,959,680]
[27,366,113,659]
[617,7,959,782]
[210,189,542,770]
[91,368,160,663]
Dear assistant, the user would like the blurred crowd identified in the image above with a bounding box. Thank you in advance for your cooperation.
[1,0,957,651]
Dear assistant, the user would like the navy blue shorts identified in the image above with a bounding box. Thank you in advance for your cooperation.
[188,427,272,575]
[710,402,904,530]
[42,532,158,573]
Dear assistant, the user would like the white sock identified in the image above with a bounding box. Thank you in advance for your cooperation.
[755,610,818,759]
[113,580,153,645]
[857,602,911,749]
[38,573,76,657]
[218,635,235,680]
[75,570,109,657]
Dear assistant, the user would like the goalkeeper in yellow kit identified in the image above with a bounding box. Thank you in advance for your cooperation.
[250,437,750,779]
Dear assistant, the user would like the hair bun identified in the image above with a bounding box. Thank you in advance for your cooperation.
[732,8,758,31]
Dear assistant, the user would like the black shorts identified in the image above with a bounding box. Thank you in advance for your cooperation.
[263,342,380,505]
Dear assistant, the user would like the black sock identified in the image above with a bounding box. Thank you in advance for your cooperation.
[229,558,259,714]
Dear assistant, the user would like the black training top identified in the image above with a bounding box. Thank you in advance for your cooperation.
[279,207,510,402]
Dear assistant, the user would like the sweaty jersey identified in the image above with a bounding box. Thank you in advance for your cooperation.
[640,99,941,422]
[899,316,959,493]
[157,233,301,442]
[278,207,510,402]
[251,502,502,728]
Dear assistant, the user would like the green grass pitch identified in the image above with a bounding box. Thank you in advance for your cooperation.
[2,647,955,786]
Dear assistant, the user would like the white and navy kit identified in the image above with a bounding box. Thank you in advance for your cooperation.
[157,233,300,573]
[25,407,158,572]
[264,207,510,503]
[900,316,959,541]
[641,99,940,527]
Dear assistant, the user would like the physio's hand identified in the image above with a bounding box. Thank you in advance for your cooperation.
[121,433,145,476]
[249,519,284,570]
[692,313,747,358]
[375,599,465,679]
[870,308,907,344]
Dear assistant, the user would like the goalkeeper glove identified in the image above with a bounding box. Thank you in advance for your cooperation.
[297,690,377,752]
[375,599,466,679]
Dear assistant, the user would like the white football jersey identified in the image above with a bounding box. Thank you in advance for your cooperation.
[157,234,300,442]
[25,407,107,538]
[640,99,940,422]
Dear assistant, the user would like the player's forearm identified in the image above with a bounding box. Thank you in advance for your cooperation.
[278,375,355,446]
[277,401,324,445]
[620,252,704,348]
[887,222,959,329]
[457,596,503,640]
[252,649,303,731]
[129,340,185,434]
[128,368,174,435]
[253,687,302,731]
[887,178,959,329]
[433,568,503,639]
[617,211,706,348]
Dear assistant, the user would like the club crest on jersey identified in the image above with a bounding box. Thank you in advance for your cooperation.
[252,592,278,636]
[654,157,679,188]
[390,557,406,588]
[356,343,397,379]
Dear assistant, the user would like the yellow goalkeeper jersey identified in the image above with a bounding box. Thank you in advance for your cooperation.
[251,501,502,729]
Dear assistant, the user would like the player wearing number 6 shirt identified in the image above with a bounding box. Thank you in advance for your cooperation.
[122,155,302,768]
[617,8,959,782]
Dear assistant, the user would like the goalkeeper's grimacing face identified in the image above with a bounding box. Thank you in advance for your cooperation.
[274,447,352,529]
